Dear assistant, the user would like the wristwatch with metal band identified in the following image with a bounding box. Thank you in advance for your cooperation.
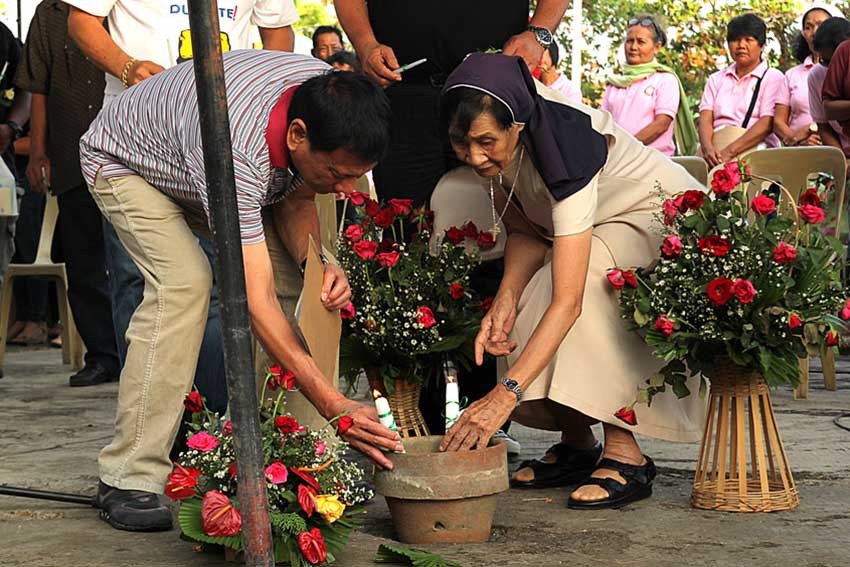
[500,376,523,403]
[527,25,553,48]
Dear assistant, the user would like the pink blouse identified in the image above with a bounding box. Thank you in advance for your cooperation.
[601,72,679,156]
[778,57,815,133]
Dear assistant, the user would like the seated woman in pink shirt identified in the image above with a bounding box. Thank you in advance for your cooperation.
[698,14,785,167]
[601,15,697,156]
[534,42,583,103]
[775,5,844,146]
[808,16,850,156]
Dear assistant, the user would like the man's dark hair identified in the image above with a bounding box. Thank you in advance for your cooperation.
[814,17,850,53]
[547,42,560,66]
[327,50,361,72]
[727,14,767,46]
[288,71,390,163]
[441,87,514,145]
[311,25,343,48]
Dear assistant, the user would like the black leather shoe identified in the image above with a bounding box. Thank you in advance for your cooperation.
[69,364,119,387]
[95,481,173,532]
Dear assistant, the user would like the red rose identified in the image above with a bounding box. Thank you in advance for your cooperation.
[416,306,437,328]
[279,370,297,390]
[463,221,479,238]
[751,195,776,216]
[344,224,363,243]
[698,235,732,257]
[340,301,355,320]
[187,431,219,452]
[449,282,465,299]
[672,194,687,212]
[681,190,705,210]
[183,391,204,413]
[788,313,802,330]
[297,528,327,565]
[662,199,679,225]
[706,277,735,306]
[374,207,396,228]
[298,484,317,517]
[201,490,242,537]
[710,167,739,197]
[445,226,466,244]
[607,269,625,289]
[290,467,320,492]
[841,303,850,321]
[799,204,825,224]
[222,420,233,436]
[165,464,201,500]
[376,250,401,268]
[481,296,494,313]
[732,279,756,304]
[614,406,638,426]
[826,331,840,346]
[275,415,303,435]
[269,364,282,377]
[337,415,354,435]
[364,200,381,217]
[654,314,674,337]
[773,242,797,264]
[661,234,683,258]
[352,240,378,260]
[622,270,638,288]
[799,188,822,208]
[348,191,369,206]
[477,231,496,250]
[228,461,238,479]
[388,198,414,216]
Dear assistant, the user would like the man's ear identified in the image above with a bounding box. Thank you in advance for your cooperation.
[286,119,308,153]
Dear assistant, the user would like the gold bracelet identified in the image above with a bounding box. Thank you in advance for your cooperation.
[121,57,137,88]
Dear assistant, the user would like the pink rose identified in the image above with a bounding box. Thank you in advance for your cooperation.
[661,235,683,258]
[607,269,626,289]
[654,314,675,337]
[799,204,825,224]
[344,224,363,243]
[416,306,437,328]
[840,299,850,321]
[314,440,327,457]
[662,199,679,225]
[732,279,757,304]
[187,431,219,452]
[340,301,355,320]
[265,462,289,485]
[711,162,741,196]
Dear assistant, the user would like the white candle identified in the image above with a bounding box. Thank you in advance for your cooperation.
[444,362,460,430]
[373,390,397,432]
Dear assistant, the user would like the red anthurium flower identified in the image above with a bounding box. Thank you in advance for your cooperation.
[751,195,776,216]
[275,415,303,435]
[416,306,437,328]
[462,221,479,239]
[799,188,821,208]
[450,282,465,300]
[347,191,369,206]
[706,277,735,306]
[265,462,289,484]
[388,198,413,216]
[340,301,355,320]
[826,331,840,346]
[297,528,327,565]
[607,269,625,290]
[622,270,638,288]
[183,391,204,413]
[698,235,731,257]
[654,314,674,337]
[298,484,317,517]
[337,415,354,435]
[477,231,496,250]
[445,226,466,244]
[732,279,756,304]
[201,490,242,537]
[788,313,802,330]
[165,464,201,500]
[614,406,638,426]
[799,204,825,224]
[343,224,363,243]
[376,250,401,268]
[773,242,797,264]
[290,467,320,492]
[661,234,683,258]
[352,240,378,260]
[681,190,705,210]
[374,208,396,228]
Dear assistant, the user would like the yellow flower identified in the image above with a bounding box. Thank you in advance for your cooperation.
[313,494,345,524]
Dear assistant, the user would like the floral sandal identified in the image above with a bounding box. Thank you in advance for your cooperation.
[510,441,602,489]
[567,455,656,509]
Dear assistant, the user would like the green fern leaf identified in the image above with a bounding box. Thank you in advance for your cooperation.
[373,543,463,566]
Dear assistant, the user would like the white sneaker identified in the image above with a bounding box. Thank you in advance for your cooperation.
[491,429,521,456]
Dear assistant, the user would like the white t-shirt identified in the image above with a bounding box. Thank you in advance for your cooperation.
[65,0,298,99]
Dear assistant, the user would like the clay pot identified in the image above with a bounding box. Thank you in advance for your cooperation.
[373,436,508,543]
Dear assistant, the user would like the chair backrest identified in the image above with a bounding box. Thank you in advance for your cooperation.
[34,193,59,264]
[671,156,709,186]
[744,146,846,230]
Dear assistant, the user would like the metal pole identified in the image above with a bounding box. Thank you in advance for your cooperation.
[185,2,274,565]
[0,485,94,506]
[570,0,583,86]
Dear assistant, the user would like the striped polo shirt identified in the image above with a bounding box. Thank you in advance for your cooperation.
[80,50,330,245]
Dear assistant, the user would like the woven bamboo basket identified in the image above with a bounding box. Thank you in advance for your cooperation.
[387,379,430,438]
[691,359,799,512]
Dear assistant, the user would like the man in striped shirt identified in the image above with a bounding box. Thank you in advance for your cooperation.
[82,50,401,532]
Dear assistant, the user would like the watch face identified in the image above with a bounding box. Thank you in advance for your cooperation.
[533,27,552,46]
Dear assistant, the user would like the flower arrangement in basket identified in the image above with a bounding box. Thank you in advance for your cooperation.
[336,192,489,392]
[610,161,847,413]
[168,366,371,566]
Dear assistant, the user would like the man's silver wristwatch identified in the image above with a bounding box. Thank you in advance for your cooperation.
[500,376,523,404]
[527,26,553,48]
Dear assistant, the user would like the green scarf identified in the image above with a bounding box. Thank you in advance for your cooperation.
[606,60,698,156]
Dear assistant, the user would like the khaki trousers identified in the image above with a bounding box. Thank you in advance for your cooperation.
[90,173,302,492]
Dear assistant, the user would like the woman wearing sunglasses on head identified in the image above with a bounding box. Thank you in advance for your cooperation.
[600,14,697,156]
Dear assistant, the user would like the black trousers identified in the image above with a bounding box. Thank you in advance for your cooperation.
[57,184,119,374]
[374,83,507,434]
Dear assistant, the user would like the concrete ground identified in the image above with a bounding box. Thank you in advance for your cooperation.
[1,346,849,567]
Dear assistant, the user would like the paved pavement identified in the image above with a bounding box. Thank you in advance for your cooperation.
[1,346,848,566]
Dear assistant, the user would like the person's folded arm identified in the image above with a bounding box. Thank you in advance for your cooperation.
[634,114,674,146]
[823,99,850,122]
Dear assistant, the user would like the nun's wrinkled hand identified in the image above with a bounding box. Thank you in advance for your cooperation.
[503,31,545,70]
[440,386,516,452]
